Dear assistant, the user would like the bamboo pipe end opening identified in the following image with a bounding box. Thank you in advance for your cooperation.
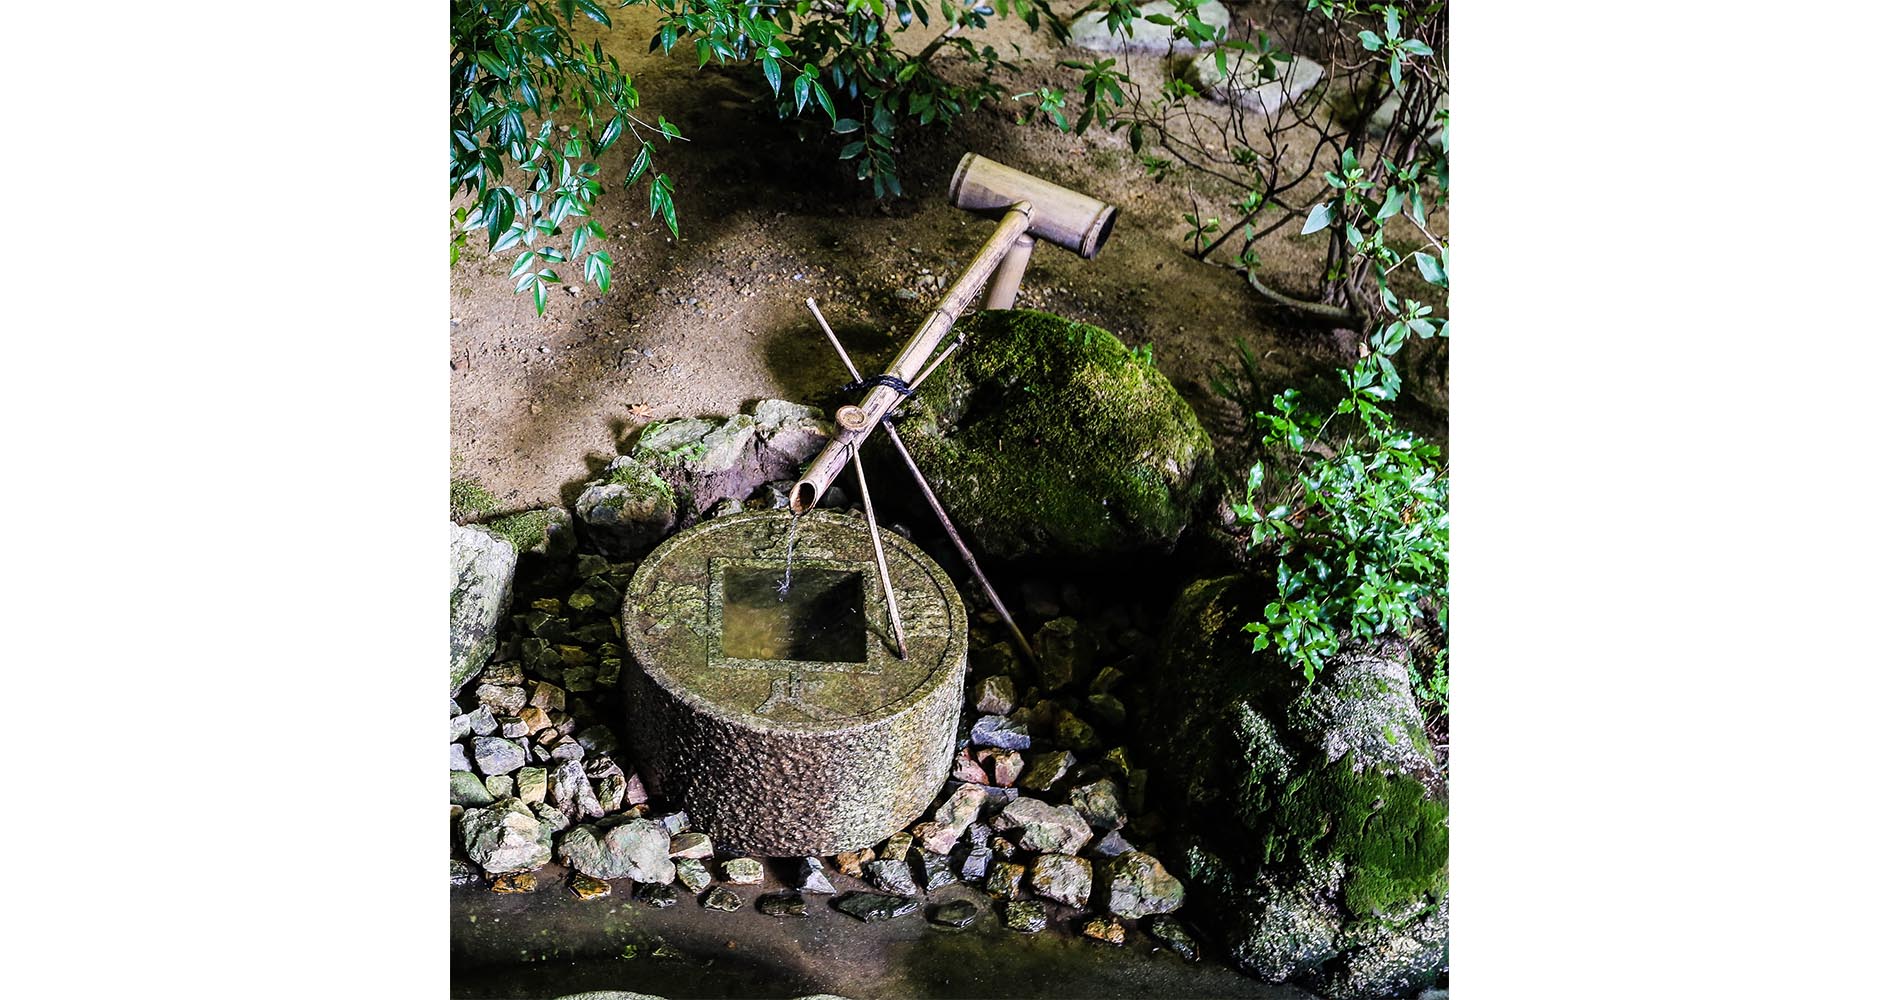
[791,481,819,514]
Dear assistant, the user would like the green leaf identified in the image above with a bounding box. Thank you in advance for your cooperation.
[1416,252,1447,287]
[1358,29,1383,50]
[1300,201,1333,235]
[833,118,861,134]
[625,144,651,186]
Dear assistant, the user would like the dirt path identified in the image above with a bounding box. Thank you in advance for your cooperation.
[450,6,1438,512]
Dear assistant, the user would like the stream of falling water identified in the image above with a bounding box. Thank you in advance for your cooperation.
[776,509,802,601]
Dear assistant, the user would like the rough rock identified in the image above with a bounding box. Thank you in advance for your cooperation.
[758,891,809,917]
[1089,830,1136,859]
[675,858,713,894]
[484,774,514,799]
[1019,751,1077,793]
[919,853,957,892]
[1082,916,1127,946]
[557,818,675,883]
[1003,900,1048,933]
[1187,51,1327,116]
[489,871,535,893]
[668,832,714,859]
[1028,854,1093,909]
[792,857,837,894]
[551,759,603,821]
[1069,0,1229,53]
[472,735,526,776]
[1148,574,1448,994]
[951,748,990,785]
[459,798,553,873]
[986,861,1026,900]
[702,885,743,911]
[970,714,1032,751]
[515,766,547,805]
[987,750,1026,788]
[929,899,980,928]
[835,891,920,922]
[894,310,1213,560]
[1070,778,1129,830]
[637,883,679,908]
[450,743,471,772]
[1097,851,1185,919]
[836,848,875,878]
[1034,617,1095,690]
[450,859,480,886]
[573,457,679,558]
[450,523,517,694]
[721,857,765,884]
[1150,914,1200,961]
[568,873,611,900]
[862,858,920,896]
[972,674,1017,715]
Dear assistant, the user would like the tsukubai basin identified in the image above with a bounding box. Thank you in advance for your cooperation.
[622,509,968,856]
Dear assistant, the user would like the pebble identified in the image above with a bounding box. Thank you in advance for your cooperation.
[497,715,530,739]
[959,845,994,883]
[668,832,714,859]
[880,832,914,860]
[987,750,1026,788]
[1001,798,1093,855]
[1070,777,1129,830]
[1089,830,1136,858]
[529,681,565,711]
[970,714,1032,751]
[1082,916,1127,946]
[637,883,679,908]
[702,886,743,912]
[758,891,809,917]
[950,749,990,785]
[835,892,920,922]
[1020,750,1077,792]
[1149,915,1199,961]
[986,861,1026,900]
[675,857,713,893]
[450,743,471,772]
[490,872,536,894]
[568,873,612,900]
[929,899,980,928]
[450,859,480,886]
[972,674,1017,715]
[1099,851,1186,919]
[721,857,765,884]
[835,847,875,878]
[450,713,472,743]
[1003,900,1048,933]
[467,706,498,736]
[793,857,837,894]
[919,852,957,892]
[862,858,920,896]
[1088,693,1127,728]
[483,774,514,799]
[658,811,692,835]
[476,683,528,716]
[515,767,547,805]
[470,737,527,781]
[1028,854,1093,909]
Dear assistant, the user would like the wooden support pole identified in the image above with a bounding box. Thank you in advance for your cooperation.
[850,442,908,660]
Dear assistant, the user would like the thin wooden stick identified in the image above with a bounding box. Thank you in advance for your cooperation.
[851,441,908,661]
[807,297,1041,672]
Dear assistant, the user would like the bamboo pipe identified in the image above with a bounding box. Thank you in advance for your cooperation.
[790,202,1035,513]
[983,234,1036,310]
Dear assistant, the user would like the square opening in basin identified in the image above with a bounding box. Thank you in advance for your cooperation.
[720,565,868,663]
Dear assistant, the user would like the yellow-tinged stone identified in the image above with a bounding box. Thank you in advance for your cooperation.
[568,873,611,900]
[490,872,536,894]
[519,706,552,733]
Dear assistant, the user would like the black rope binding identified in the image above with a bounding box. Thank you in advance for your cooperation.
[841,373,915,396]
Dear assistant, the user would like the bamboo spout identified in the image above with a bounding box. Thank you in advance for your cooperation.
[790,202,1035,513]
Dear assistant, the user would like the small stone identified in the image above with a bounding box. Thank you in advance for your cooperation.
[1070,778,1129,830]
[721,857,765,884]
[497,715,529,738]
[793,857,837,894]
[531,801,569,832]
[450,859,480,886]
[637,883,679,908]
[1148,915,1199,961]
[476,683,528,716]
[990,835,1018,861]
[836,848,875,878]
[1097,851,1186,919]
[702,885,743,911]
[986,861,1026,900]
[862,858,919,896]
[490,871,536,894]
[950,749,989,785]
[450,714,472,743]
[919,852,957,892]
[1089,830,1136,859]
[929,899,980,928]
[1082,916,1127,946]
[450,743,471,772]
[621,770,650,806]
[528,680,565,711]
[460,798,553,873]
[1019,750,1077,792]
[593,775,626,812]
[758,891,809,917]
[1002,798,1093,855]
[668,832,714,859]
[472,736,526,776]
[1090,665,1126,694]
[517,706,552,733]
[970,714,1032,751]
[1034,617,1094,690]
[1028,854,1093,909]
[657,810,691,835]
[574,724,618,754]
[557,817,674,883]
[913,821,958,855]
[514,767,547,805]
[551,759,603,821]
[467,706,497,736]
[480,661,524,686]
[549,737,585,761]
[1053,707,1100,751]
[988,750,1026,788]
[1088,693,1127,728]
[1003,900,1048,933]
[959,845,994,882]
[972,674,1017,715]
[483,774,514,799]
[835,892,920,922]
[880,832,914,860]
[569,873,612,900]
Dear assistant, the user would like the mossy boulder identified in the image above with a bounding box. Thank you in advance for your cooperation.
[450,523,516,695]
[894,309,1213,561]
[1146,573,1447,998]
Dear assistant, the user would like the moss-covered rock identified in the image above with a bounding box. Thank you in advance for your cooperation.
[574,457,679,557]
[483,506,576,559]
[894,309,1213,561]
[450,523,517,695]
[1145,573,1447,998]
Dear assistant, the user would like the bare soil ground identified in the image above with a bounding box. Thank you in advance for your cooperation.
[449,5,1446,513]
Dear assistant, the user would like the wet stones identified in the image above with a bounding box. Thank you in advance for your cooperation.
[450,859,480,886]
[986,750,1025,788]
[1029,854,1094,909]
[929,899,980,928]
[758,891,809,918]
[1149,915,1199,961]
[919,853,957,892]
[1082,916,1127,946]
[471,735,526,776]
[702,885,743,911]
[460,798,553,873]
[970,714,1032,751]
[1069,778,1128,831]
[986,861,1026,900]
[573,458,678,558]
[668,832,713,859]
[972,674,1017,715]
[720,857,765,884]
[1001,798,1093,855]
[1097,851,1185,919]
[490,871,536,894]
[862,858,920,896]
[637,883,679,908]
[951,749,989,785]
[792,856,837,894]
[556,817,674,883]
[835,847,874,878]
[835,892,920,922]
[959,845,994,882]
[568,873,612,900]
[675,858,713,894]
[1004,900,1049,933]
[1019,751,1076,793]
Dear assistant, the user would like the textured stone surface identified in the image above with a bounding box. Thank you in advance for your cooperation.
[792,856,837,894]
[472,736,526,776]
[623,509,968,856]
[637,883,680,908]
[862,858,920,896]
[1019,751,1077,792]
[557,818,675,883]
[1096,851,1185,919]
[702,885,743,911]
[929,899,980,928]
[1034,617,1094,690]
[675,858,713,893]
[1070,778,1129,830]
[1150,914,1200,961]
[451,523,516,694]
[758,891,809,918]
[1082,916,1127,946]
[721,857,766,884]
[1068,0,1229,52]
[1187,51,1327,116]
[574,458,679,558]
[1003,799,1093,855]
[460,798,553,873]
[835,892,919,922]
[970,714,1032,751]
[972,674,1017,715]
[986,861,1026,900]
[568,873,612,900]
[1029,854,1093,909]
[1003,900,1048,933]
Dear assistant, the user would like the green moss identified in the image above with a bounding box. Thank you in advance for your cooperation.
[899,309,1213,559]
[603,461,676,515]
[450,476,500,521]
[1253,754,1448,919]
[485,510,551,553]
